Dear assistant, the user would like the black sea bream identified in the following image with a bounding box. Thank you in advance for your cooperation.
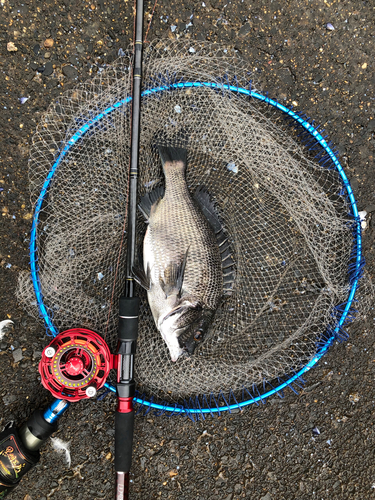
[135,146,234,361]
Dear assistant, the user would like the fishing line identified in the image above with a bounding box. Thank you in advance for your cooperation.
[144,0,158,43]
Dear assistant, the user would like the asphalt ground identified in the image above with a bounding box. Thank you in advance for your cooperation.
[0,0,374,499]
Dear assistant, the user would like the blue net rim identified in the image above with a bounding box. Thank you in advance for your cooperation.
[30,82,362,414]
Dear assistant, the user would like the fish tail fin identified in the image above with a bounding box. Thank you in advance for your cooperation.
[158,146,187,175]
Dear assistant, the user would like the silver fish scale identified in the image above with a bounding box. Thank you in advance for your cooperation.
[145,162,222,311]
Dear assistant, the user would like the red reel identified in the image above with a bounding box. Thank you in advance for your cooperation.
[39,328,111,402]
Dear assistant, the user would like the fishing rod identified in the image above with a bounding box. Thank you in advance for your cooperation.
[115,0,144,495]
[0,1,144,498]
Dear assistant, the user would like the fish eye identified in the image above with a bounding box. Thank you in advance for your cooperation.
[194,331,203,341]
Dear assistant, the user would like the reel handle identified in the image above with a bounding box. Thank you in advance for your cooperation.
[0,400,68,497]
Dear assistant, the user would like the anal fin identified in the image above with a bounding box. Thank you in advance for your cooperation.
[138,184,165,222]
[132,264,151,291]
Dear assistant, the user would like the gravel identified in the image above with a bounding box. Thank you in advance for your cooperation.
[62,65,78,79]
[12,348,23,363]
[43,62,54,76]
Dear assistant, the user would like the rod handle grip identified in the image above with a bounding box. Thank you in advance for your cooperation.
[115,409,135,474]
[118,297,140,341]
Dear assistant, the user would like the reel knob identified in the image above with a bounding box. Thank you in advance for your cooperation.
[39,328,111,402]
[44,346,56,358]
[85,386,97,398]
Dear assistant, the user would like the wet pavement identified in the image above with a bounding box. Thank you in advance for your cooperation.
[0,0,374,499]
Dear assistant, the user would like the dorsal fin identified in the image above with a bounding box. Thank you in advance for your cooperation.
[138,184,165,222]
[194,185,222,233]
[194,186,236,295]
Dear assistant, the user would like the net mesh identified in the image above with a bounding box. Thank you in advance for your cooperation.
[17,40,367,405]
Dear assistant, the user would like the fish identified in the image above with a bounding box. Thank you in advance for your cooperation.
[134,146,235,361]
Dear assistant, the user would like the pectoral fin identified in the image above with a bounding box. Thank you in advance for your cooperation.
[159,248,189,298]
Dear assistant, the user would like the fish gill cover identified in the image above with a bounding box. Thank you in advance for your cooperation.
[16,40,372,412]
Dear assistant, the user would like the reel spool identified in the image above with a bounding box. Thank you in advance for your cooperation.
[39,328,111,402]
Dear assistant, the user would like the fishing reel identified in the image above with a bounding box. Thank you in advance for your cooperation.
[0,328,111,496]
[39,328,112,402]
